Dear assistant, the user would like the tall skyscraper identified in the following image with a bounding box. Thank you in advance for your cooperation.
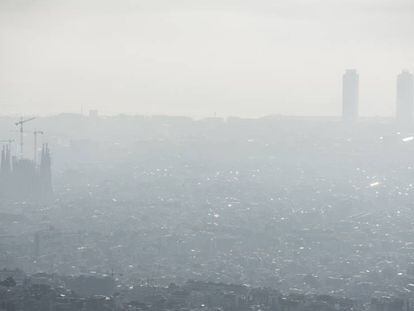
[342,69,359,123]
[396,70,414,125]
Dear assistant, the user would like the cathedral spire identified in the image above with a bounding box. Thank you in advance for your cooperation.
[1,145,11,174]
[39,143,53,199]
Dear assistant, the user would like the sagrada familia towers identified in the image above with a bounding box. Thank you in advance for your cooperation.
[0,144,52,202]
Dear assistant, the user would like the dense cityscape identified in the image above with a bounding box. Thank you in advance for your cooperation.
[2,0,414,307]
[1,67,414,310]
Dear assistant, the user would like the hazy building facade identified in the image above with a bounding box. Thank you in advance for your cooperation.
[0,143,52,202]
[396,70,414,125]
[342,70,359,123]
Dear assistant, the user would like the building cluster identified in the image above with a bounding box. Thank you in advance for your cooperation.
[0,143,52,202]
[3,119,414,302]
[2,107,414,309]
[2,269,409,311]
[342,70,414,124]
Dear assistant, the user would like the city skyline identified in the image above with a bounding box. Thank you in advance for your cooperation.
[2,69,414,121]
[2,2,414,310]
[0,0,413,117]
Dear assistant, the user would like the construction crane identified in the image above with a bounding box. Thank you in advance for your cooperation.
[14,117,36,158]
[33,130,44,166]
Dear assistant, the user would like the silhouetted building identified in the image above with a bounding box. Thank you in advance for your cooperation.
[396,70,414,125]
[342,69,359,123]
[0,145,12,196]
[39,144,53,200]
[0,143,52,202]
[0,145,11,176]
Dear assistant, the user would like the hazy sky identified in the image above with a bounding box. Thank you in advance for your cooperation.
[0,0,413,117]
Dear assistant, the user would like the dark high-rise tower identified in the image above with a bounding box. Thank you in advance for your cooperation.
[342,69,359,123]
[396,70,414,125]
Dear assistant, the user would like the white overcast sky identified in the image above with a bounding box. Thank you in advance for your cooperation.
[0,0,413,117]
